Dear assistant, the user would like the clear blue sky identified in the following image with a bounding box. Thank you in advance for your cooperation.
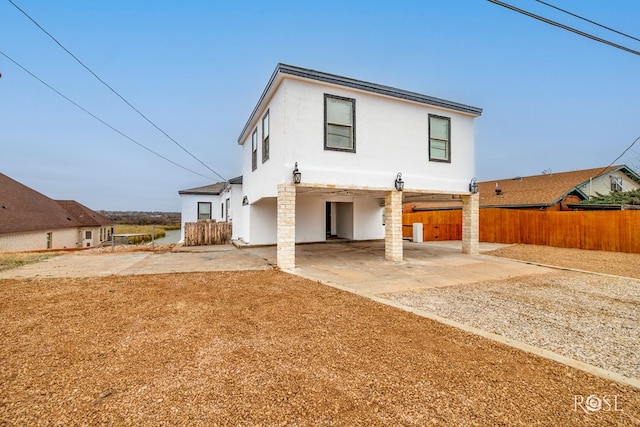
[1,0,638,211]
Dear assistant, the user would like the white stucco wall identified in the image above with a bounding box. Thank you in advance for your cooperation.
[295,196,325,243]
[248,198,277,245]
[353,198,385,240]
[239,77,477,204]
[335,203,354,240]
[179,193,223,242]
[226,184,243,241]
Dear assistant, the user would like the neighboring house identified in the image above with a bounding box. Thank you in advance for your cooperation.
[480,165,640,210]
[0,173,113,252]
[408,165,640,212]
[182,63,483,268]
[178,176,243,242]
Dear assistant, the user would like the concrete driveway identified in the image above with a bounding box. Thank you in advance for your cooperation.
[244,240,552,295]
[0,241,550,290]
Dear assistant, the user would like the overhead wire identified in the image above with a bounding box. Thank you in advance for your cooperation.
[0,49,216,181]
[7,0,227,182]
[487,1,640,182]
[534,0,640,43]
[591,135,640,181]
[487,0,640,56]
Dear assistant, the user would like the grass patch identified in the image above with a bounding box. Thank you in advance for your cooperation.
[113,225,169,244]
[0,252,63,272]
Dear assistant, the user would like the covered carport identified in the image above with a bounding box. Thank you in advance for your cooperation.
[276,182,478,270]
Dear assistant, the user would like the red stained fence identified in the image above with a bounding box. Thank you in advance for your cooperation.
[403,208,640,253]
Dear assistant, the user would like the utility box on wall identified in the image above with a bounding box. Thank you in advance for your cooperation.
[412,223,423,243]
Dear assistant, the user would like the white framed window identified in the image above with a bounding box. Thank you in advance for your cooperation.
[262,110,270,163]
[84,231,92,240]
[611,176,623,191]
[198,202,212,220]
[429,114,451,162]
[325,94,355,152]
[251,129,258,171]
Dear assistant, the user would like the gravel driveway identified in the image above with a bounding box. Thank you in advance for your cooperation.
[384,270,640,380]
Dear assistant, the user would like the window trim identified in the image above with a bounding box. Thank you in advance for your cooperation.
[428,114,451,163]
[251,128,258,171]
[197,202,212,220]
[262,110,270,163]
[324,94,356,153]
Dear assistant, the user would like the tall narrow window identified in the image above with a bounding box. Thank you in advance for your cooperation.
[198,202,212,220]
[46,232,52,249]
[251,129,258,171]
[429,115,451,162]
[325,94,355,152]
[262,110,270,163]
[611,176,623,191]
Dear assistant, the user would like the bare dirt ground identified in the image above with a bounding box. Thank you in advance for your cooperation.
[1,269,639,426]
[485,244,640,278]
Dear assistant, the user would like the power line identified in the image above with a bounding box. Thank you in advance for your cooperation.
[534,0,640,43]
[487,0,640,56]
[592,135,640,181]
[0,49,216,181]
[7,0,226,182]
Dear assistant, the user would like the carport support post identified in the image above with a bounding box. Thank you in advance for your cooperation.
[462,193,479,255]
[385,190,403,262]
[277,183,296,270]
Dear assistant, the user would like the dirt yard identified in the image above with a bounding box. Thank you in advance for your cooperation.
[485,244,640,278]
[1,269,638,426]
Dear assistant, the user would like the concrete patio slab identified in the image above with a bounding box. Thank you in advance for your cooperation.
[242,240,554,294]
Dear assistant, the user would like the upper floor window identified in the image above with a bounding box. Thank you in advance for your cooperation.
[262,111,270,163]
[429,114,451,162]
[611,176,623,192]
[251,129,258,171]
[198,202,212,220]
[325,94,355,152]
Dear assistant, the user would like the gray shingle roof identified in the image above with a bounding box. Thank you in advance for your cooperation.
[178,182,226,195]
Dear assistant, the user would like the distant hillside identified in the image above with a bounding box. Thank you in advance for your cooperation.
[99,211,181,226]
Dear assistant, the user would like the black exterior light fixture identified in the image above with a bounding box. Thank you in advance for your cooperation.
[469,177,479,194]
[395,172,404,191]
[293,162,302,184]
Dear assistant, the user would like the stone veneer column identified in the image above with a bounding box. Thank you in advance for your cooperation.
[277,183,296,270]
[385,190,403,262]
[462,192,479,255]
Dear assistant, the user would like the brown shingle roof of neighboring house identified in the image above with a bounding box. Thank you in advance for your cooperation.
[0,173,112,235]
[477,165,636,208]
[407,165,640,211]
[55,200,113,227]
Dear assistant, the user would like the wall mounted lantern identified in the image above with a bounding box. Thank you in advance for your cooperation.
[395,172,404,191]
[469,177,478,194]
[292,162,302,184]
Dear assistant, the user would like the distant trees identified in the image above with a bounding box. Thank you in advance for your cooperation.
[100,211,181,226]
[580,188,640,206]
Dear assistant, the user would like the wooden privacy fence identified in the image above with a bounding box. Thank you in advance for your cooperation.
[403,208,640,253]
[402,210,462,241]
[184,220,231,246]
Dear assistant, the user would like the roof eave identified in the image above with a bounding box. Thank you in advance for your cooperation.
[237,63,483,144]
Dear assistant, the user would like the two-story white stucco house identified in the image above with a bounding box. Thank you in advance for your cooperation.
[180,64,482,269]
